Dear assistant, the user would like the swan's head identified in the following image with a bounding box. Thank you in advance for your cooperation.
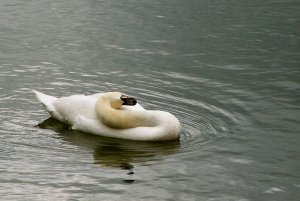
[103,92,137,109]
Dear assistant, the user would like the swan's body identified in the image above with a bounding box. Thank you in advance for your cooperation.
[33,90,180,141]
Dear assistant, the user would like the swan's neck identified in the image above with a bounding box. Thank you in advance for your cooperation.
[96,98,153,129]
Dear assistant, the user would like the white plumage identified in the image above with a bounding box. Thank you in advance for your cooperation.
[33,90,181,141]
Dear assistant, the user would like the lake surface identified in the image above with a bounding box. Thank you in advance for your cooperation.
[1,0,299,200]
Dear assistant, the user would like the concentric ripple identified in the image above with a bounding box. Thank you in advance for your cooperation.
[0,61,240,165]
[0,62,238,164]
[105,70,241,155]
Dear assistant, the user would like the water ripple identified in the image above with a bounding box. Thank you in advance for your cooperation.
[0,62,240,162]
[0,63,239,168]
[115,71,240,155]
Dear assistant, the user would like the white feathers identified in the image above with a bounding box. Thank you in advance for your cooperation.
[33,90,181,141]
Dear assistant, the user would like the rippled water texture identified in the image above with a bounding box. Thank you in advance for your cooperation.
[1,0,300,200]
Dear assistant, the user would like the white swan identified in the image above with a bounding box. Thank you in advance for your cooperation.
[33,90,181,141]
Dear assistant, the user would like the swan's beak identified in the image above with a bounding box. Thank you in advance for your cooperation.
[121,95,137,106]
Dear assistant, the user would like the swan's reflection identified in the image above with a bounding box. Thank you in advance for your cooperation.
[37,118,180,170]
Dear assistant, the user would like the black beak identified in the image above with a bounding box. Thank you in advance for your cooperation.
[121,95,137,106]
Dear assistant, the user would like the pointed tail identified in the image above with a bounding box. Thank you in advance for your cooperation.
[33,90,57,112]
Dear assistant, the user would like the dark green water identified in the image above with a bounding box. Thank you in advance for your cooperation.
[1,0,299,200]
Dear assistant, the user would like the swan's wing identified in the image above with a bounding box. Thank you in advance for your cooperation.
[53,95,98,123]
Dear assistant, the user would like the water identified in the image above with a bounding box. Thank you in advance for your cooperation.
[1,0,299,200]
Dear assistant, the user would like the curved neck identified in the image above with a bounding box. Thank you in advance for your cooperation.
[96,97,153,129]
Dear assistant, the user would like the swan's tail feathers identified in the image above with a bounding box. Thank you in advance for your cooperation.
[33,90,57,113]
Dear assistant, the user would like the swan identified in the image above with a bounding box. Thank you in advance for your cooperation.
[33,90,181,141]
